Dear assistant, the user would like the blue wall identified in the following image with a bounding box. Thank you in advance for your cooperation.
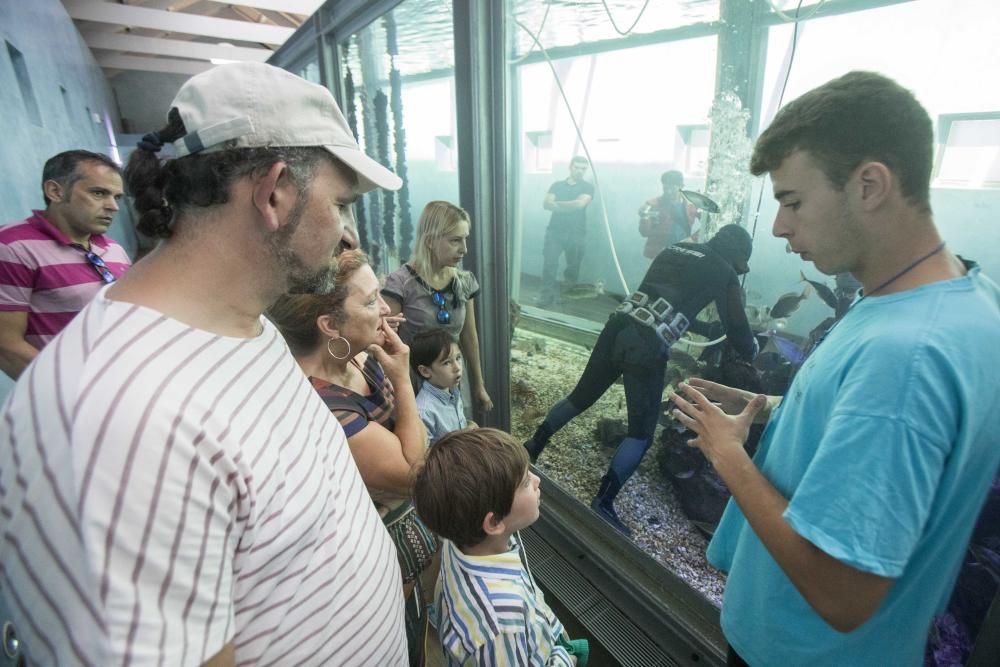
[0,0,132,400]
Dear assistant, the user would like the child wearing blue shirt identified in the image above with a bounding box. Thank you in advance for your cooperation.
[411,329,473,445]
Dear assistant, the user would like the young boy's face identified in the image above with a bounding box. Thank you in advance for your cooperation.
[503,468,542,532]
[420,342,463,389]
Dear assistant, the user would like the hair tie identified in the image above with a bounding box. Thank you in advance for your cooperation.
[137,131,164,153]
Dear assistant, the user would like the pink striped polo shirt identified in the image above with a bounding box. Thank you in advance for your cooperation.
[0,211,131,348]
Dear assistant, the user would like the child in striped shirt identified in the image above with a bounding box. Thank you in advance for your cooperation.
[413,428,588,666]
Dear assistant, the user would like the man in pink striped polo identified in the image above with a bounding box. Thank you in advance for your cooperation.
[0,150,131,378]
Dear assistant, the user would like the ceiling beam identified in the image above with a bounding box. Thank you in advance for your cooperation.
[84,32,272,62]
[63,0,294,45]
[95,53,214,75]
[206,0,321,15]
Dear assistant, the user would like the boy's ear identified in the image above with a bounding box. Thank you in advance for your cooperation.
[416,363,433,379]
[481,511,506,537]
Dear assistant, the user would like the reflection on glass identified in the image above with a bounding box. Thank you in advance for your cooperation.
[509,0,719,56]
[340,0,459,275]
[512,36,719,318]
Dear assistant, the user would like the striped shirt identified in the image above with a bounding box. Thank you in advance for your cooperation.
[0,211,131,347]
[0,288,407,666]
[435,537,574,666]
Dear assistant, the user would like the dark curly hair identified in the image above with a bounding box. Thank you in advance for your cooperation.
[124,108,334,238]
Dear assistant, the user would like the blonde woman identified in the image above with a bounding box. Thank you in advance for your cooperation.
[382,200,493,411]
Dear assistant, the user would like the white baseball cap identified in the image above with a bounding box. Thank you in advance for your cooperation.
[169,62,401,193]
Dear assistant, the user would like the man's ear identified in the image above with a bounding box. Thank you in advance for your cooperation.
[417,364,433,380]
[251,161,299,232]
[481,511,506,537]
[856,161,893,211]
[43,179,65,205]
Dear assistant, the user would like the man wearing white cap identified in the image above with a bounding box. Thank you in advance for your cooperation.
[0,63,407,666]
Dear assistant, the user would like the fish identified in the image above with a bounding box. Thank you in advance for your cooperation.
[769,285,811,319]
[800,271,838,310]
[770,334,805,365]
[561,281,605,300]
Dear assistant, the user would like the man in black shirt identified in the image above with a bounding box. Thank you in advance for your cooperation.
[524,224,758,535]
[538,156,595,307]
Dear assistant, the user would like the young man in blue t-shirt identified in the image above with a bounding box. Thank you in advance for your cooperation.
[670,71,1000,666]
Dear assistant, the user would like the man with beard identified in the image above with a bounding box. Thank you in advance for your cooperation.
[0,63,407,666]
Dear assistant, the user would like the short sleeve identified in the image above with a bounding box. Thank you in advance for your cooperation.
[0,243,35,311]
[331,407,368,437]
[785,415,945,576]
[456,271,480,303]
[783,335,958,577]
[381,266,408,304]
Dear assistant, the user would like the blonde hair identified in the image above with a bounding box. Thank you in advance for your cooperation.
[266,249,369,356]
[408,200,471,280]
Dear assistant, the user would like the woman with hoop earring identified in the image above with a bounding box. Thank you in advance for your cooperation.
[268,249,436,665]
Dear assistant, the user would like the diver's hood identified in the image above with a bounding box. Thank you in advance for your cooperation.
[707,224,753,273]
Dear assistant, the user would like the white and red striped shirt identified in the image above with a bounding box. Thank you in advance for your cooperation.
[0,211,131,348]
[0,288,407,666]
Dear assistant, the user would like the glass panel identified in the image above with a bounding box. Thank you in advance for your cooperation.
[936,115,1000,188]
[296,58,321,83]
[340,0,459,275]
[508,0,728,606]
[509,0,720,56]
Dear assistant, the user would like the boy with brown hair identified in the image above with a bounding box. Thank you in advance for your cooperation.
[413,428,588,666]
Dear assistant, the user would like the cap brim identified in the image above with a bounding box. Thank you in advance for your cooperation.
[325,145,402,193]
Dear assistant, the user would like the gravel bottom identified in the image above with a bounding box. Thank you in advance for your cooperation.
[510,328,726,607]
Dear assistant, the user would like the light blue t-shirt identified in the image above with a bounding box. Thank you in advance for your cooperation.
[708,265,1000,666]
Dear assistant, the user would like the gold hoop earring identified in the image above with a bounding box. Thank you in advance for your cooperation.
[327,336,351,360]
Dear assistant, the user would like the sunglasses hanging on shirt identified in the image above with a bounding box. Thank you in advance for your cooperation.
[431,290,451,325]
[72,244,116,284]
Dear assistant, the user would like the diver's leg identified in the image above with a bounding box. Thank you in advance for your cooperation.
[524,320,622,462]
[591,361,666,536]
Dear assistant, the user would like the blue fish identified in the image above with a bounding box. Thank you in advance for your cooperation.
[770,333,805,365]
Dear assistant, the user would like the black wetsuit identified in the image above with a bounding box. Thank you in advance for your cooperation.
[567,241,756,436]
[525,227,757,534]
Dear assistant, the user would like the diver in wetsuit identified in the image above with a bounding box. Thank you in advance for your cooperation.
[524,224,758,536]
